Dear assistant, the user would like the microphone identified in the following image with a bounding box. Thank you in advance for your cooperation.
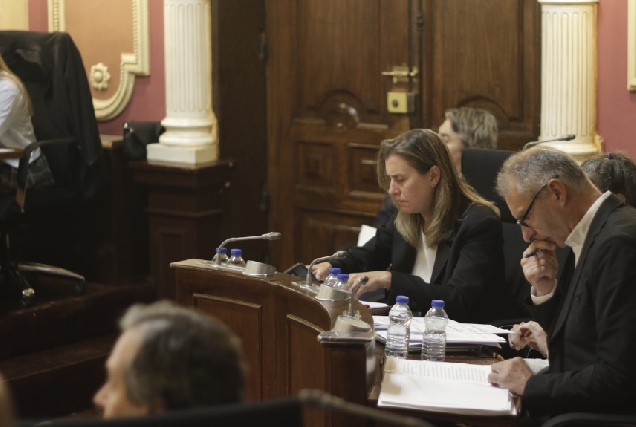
[304,251,347,288]
[215,232,282,266]
[523,134,575,150]
[298,390,434,427]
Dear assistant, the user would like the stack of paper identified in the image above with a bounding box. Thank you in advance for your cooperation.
[378,357,517,416]
[373,316,508,350]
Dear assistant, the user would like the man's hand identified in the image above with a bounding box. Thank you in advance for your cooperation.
[509,321,548,357]
[347,271,391,298]
[488,357,534,396]
[311,262,332,281]
[520,240,558,296]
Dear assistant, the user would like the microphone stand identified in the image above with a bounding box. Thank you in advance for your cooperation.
[215,232,281,266]
[523,134,575,150]
[304,251,348,288]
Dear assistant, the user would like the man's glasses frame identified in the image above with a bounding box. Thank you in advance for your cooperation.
[516,175,559,228]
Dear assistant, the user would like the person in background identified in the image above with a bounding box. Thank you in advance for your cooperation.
[582,151,636,206]
[0,54,53,192]
[489,147,636,420]
[438,106,499,174]
[375,107,498,227]
[0,374,13,427]
[508,150,636,356]
[93,301,246,418]
[312,129,514,323]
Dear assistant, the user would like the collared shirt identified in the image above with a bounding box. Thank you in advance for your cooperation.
[531,191,612,304]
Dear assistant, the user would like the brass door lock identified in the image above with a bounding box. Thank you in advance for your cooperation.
[387,92,416,114]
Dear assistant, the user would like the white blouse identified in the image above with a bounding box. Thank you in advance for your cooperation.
[411,230,437,283]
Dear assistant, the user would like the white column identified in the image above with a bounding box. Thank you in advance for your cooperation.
[538,0,602,161]
[147,0,217,164]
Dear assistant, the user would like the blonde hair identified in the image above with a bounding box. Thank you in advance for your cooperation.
[0,374,14,427]
[0,54,33,116]
[377,129,499,248]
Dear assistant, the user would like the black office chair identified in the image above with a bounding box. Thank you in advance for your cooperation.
[461,148,569,326]
[541,412,636,427]
[0,31,107,307]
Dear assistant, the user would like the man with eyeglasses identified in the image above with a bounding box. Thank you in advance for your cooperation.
[486,147,636,421]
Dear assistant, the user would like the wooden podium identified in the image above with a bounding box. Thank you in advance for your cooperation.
[173,260,376,427]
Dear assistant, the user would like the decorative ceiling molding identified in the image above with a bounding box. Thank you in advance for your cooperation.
[48,0,150,120]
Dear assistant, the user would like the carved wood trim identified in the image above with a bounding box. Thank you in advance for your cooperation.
[48,0,150,120]
[193,293,263,310]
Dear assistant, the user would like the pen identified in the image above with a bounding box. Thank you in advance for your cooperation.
[524,249,544,258]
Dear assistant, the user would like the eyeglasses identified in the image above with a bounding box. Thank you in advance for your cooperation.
[516,175,559,228]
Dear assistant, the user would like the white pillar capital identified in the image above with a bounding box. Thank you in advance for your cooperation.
[538,0,603,161]
[147,0,217,165]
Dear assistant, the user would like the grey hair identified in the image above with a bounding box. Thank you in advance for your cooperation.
[496,147,591,199]
[444,107,498,149]
[120,301,246,411]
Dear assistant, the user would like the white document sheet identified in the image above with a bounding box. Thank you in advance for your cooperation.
[373,317,507,346]
[378,357,517,416]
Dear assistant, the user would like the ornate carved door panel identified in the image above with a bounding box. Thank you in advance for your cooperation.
[266,0,417,270]
[266,0,541,270]
[422,0,541,150]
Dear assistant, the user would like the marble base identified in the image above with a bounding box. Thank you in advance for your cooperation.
[146,143,217,165]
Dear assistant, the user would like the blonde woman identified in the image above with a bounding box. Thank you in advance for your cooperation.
[313,129,510,323]
[0,54,53,191]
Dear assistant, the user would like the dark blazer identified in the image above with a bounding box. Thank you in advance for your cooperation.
[331,202,512,323]
[524,194,636,417]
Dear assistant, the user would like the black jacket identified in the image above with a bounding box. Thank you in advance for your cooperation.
[524,194,636,417]
[332,202,512,323]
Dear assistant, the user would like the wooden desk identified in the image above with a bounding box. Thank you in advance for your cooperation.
[173,259,376,427]
[173,260,517,427]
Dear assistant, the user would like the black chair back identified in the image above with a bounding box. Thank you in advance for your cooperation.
[0,30,107,200]
[461,148,570,323]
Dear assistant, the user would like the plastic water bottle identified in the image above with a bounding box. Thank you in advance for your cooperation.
[421,300,449,362]
[385,296,412,359]
[212,247,228,264]
[227,249,246,269]
[324,268,342,287]
[334,273,348,290]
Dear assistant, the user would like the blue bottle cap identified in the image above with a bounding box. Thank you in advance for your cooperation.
[396,295,409,303]
[216,247,227,253]
[337,274,349,280]
[431,300,445,307]
[328,268,341,274]
[230,249,242,256]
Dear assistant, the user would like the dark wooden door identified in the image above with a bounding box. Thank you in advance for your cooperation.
[421,0,541,150]
[265,0,541,271]
[266,0,417,270]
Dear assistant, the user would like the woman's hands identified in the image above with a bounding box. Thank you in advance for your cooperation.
[311,262,332,281]
[311,263,392,299]
[346,271,391,298]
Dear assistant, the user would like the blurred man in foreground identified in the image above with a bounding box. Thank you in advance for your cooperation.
[94,301,246,418]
